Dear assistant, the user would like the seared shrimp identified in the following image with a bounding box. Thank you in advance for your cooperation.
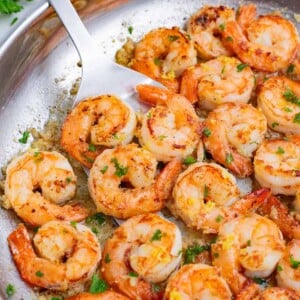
[4,151,88,227]
[67,291,130,300]
[164,263,232,300]
[180,55,255,108]
[101,213,182,300]
[257,77,300,134]
[258,195,300,240]
[222,5,299,72]
[88,143,182,219]
[212,213,285,294]
[187,6,235,60]
[7,221,101,291]
[276,239,300,292]
[254,136,300,196]
[169,162,271,233]
[237,283,300,300]
[203,102,267,178]
[132,27,197,92]
[61,95,137,168]
[136,84,202,162]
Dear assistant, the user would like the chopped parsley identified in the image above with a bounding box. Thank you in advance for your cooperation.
[293,113,300,124]
[89,274,108,293]
[203,127,211,137]
[35,270,44,277]
[203,185,210,198]
[277,265,283,271]
[104,253,111,264]
[128,271,138,277]
[276,147,285,154]
[183,244,210,264]
[225,153,233,164]
[128,26,133,34]
[283,107,293,112]
[158,135,167,140]
[10,16,17,25]
[100,165,108,174]
[5,284,15,297]
[283,88,300,106]
[226,36,233,42]
[150,229,163,242]
[215,215,223,223]
[219,23,225,31]
[70,221,77,228]
[168,35,179,42]
[213,252,219,258]
[86,212,106,226]
[253,277,268,287]
[183,155,197,165]
[154,57,162,66]
[82,154,94,164]
[271,122,279,128]
[66,177,72,183]
[151,283,162,293]
[111,158,128,177]
[290,255,300,269]
[236,63,248,72]
[0,0,23,14]
[18,130,30,143]
[247,240,251,246]
[287,64,295,74]
[88,143,97,152]
[91,227,98,234]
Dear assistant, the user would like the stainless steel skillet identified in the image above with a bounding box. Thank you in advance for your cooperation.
[0,0,299,298]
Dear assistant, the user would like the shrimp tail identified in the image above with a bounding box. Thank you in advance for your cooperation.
[231,187,271,215]
[258,195,300,239]
[237,4,257,30]
[155,158,182,201]
[136,84,170,106]
[180,67,199,104]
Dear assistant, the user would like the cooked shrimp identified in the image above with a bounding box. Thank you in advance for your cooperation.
[61,94,137,168]
[132,27,197,92]
[258,195,300,240]
[222,5,299,72]
[257,77,300,134]
[88,143,182,219]
[276,239,300,293]
[4,151,88,227]
[136,84,202,162]
[164,263,232,300]
[187,6,235,60]
[254,135,300,196]
[236,283,300,300]
[203,102,267,178]
[169,162,271,233]
[180,56,255,108]
[212,213,285,294]
[101,213,182,300]
[7,221,101,291]
[67,291,130,300]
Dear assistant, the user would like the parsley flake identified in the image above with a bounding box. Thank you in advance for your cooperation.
[89,274,108,293]
[18,131,30,143]
[225,153,233,164]
[290,255,300,269]
[128,271,138,277]
[0,0,23,14]
[219,23,225,31]
[10,16,17,25]
[100,165,108,174]
[204,185,210,198]
[203,127,211,137]
[88,143,97,152]
[104,253,111,264]
[277,265,283,271]
[111,158,128,177]
[35,270,44,277]
[150,229,163,242]
[226,36,233,42]
[183,244,210,264]
[154,57,162,66]
[293,113,300,124]
[128,26,133,34]
[283,88,300,106]
[6,284,15,297]
[276,147,285,154]
[151,283,162,293]
[237,63,248,72]
[271,122,279,128]
[287,64,295,74]
[168,35,179,42]
[70,221,77,228]
[183,156,197,165]
[86,213,106,226]
[253,277,268,287]
[215,215,223,223]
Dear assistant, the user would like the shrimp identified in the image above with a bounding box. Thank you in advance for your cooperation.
[236,283,300,300]
[136,84,202,162]
[131,27,197,92]
[276,239,300,293]
[88,143,182,219]
[222,5,299,72]
[257,77,300,134]
[7,221,101,291]
[211,213,285,295]
[164,263,232,300]
[169,162,271,233]
[4,151,88,227]
[101,213,182,300]
[258,195,300,240]
[66,291,130,300]
[254,135,300,196]
[61,94,137,168]
[180,55,255,108]
[187,6,235,60]
[203,102,267,178]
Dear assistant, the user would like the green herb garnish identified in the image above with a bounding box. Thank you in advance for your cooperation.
[237,63,248,72]
[5,284,15,297]
[18,131,30,143]
[100,165,108,174]
[225,153,233,164]
[183,244,210,264]
[168,35,179,42]
[86,213,106,226]
[89,274,108,293]
[35,270,44,277]
[128,26,133,34]
[104,253,111,264]
[111,158,128,177]
[183,156,197,165]
[150,229,163,242]
[0,0,23,14]
[88,143,96,152]
[128,271,138,277]
[290,255,300,269]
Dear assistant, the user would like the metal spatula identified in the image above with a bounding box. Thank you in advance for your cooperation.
[48,0,161,111]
